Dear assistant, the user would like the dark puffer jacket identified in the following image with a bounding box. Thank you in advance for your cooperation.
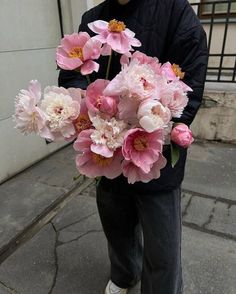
[59,0,208,193]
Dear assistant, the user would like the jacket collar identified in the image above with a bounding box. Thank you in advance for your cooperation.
[100,0,143,21]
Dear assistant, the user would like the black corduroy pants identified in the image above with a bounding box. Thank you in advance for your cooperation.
[96,179,183,294]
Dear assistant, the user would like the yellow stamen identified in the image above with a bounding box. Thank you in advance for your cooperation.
[108,19,126,32]
[68,47,83,60]
[133,136,149,151]
[92,153,113,167]
[172,63,185,79]
[74,114,91,133]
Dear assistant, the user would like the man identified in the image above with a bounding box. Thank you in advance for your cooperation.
[59,0,208,293]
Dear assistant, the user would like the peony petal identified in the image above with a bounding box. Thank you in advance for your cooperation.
[91,143,114,158]
[67,88,82,104]
[80,60,99,75]
[83,38,102,60]
[101,43,112,56]
[56,54,83,70]
[28,80,41,104]
[88,20,109,34]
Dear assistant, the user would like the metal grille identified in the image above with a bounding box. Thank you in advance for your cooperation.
[190,0,236,83]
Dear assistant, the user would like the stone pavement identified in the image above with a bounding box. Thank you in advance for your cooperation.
[0,141,235,294]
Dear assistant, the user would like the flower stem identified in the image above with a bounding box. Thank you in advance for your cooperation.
[86,75,91,85]
[73,174,82,181]
[106,51,113,80]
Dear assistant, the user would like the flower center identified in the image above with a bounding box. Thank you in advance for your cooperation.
[74,114,92,133]
[92,153,113,167]
[133,135,149,151]
[171,63,185,79]
[151,105,161,116]
[108,19,126,32]
[54,106,63,114]
[68,47,84,60]
[96,96,102,108]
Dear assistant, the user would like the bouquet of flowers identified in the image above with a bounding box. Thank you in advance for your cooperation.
[13,19,194,184]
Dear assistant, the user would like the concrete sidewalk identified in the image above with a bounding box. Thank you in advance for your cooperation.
[0,141,235,293]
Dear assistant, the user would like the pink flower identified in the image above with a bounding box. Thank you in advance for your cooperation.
[86,79,118,118]
[161,62,192,92]
[13,80,52,139]
[122,51,161,75]
[56,32,102,74]
[122,154,167,184]
[137,99,171,132]
[171,123,194,148]
[73,129,123,179]
[88,19,141,54]
[122,128,164,173]
[73,99,92,135]
[104,59,157,101]
[41,86,81,140]
[160,81,189,118]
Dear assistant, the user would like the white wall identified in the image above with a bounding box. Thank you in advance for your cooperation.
[0,0,69,183]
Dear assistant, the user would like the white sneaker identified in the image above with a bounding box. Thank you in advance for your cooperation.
[105,280,128,294]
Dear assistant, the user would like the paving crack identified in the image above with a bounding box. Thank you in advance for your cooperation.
[182,195,193,218]
[227,203,231,216]
[0,178,94,265]
[182,189,236,206]
[48,222,59,294]
[202,200,216,228]
[0,280,20,294]
[183,221,236,242]
[57,229,103,246]
[37,180,68,191]
[57,211,98,232]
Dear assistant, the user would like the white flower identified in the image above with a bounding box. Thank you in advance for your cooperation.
[13,80,52,139]
[137,100,171,133]
[90,116,127,151]
[41,87,80,138]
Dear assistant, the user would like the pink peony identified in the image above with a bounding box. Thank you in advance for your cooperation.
[56,32,102,74]
[122,154,167,184]
[88,19,141,54]
[104,59,157,101]
[122,128,164,173]
[137,99,171,132]
[13,80,52,139]
[73,129,123,179]
[160,81,189,118]
[171,123,194,148]
[122,51,161,75]
[86,79,118,118]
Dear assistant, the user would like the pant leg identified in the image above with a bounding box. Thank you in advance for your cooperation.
[96,179,143,289]
[135,187,183,294]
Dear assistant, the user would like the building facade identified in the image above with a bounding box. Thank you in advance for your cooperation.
[0,0,90,183]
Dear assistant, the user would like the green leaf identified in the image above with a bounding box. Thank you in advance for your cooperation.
[171,142,180,168]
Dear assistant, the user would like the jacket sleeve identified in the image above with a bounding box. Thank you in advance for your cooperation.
[165,0,208,126]
[58,12,91,89]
